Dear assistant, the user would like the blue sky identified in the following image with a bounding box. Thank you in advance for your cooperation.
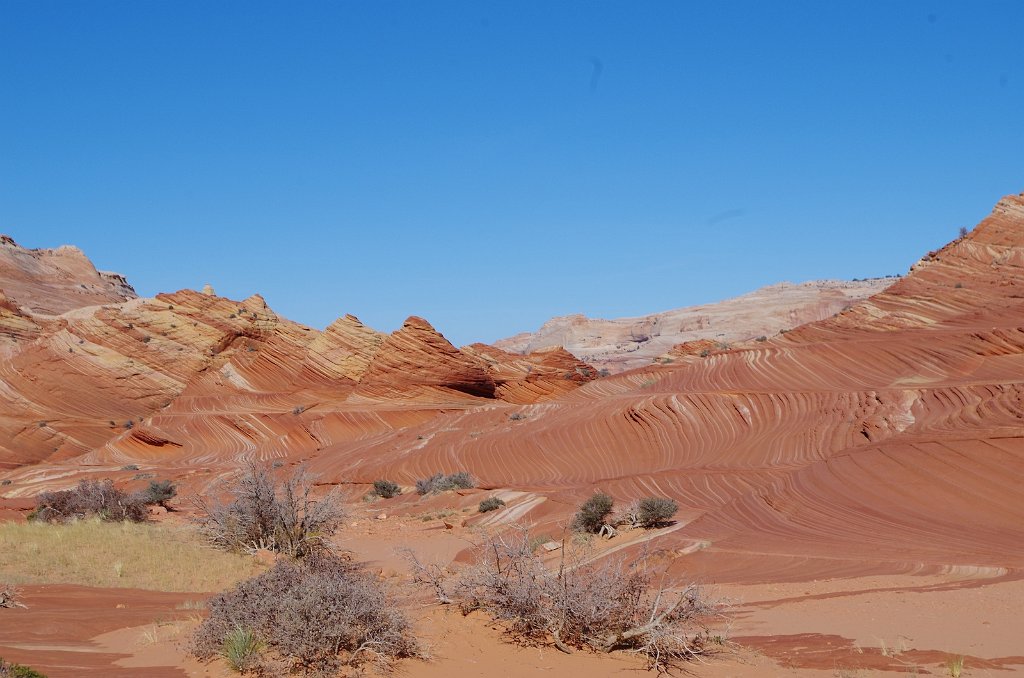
[2,1,1022,345]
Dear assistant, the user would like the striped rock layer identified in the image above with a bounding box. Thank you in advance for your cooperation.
[3,193,1024,584]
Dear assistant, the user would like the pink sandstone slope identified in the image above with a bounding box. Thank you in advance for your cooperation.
[0,236,135,316]
[495,278,892,373]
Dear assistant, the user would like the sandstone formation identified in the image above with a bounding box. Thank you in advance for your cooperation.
[0,236,136,315]
[496,278,892,372]
[298,192,1023,582]
[0,255,595,473]
[2,193,1024,590]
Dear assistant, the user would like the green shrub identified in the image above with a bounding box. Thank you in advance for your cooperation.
[478,497,505,513]
[372,480,401,499]
[572,492,614,533]
[636,497,678,528]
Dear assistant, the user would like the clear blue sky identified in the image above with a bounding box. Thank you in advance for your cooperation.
[2,1,1022,345]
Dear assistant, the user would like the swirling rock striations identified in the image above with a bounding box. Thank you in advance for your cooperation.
[0,255,596,473]
[4,194,1024,585]
[357,316,496,399]
[462,343,599,403]
[306,193,1024,580]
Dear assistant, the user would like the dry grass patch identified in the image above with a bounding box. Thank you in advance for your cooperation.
[0,518,262,592]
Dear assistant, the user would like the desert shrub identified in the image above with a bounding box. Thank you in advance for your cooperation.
[194,463,343,558]
[415,471,475,495]
[478,497,506,513]
[0,659,47,678]
[121,464,140,471]
[193,553,418,675]
[508,412,526,421]
[372,480,401,499]
[140,479,177,508]
[414,529,723,671]
[220,625,265,673]
[572,492,614,533]
[32,479,147,523]
[0,583,24,609]
[636,497,679,528]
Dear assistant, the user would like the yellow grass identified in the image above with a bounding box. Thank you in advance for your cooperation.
[0,518,262,592]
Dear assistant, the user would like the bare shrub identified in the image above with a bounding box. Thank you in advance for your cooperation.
[372,479,401,499]
[193,552,418,676]
[415,471,475,495]
[412,528,723,671]
[0,583,25,609]
[32,479,148,523]
[611,500,641,528]
[194,463,343,558]
[572,492,614,533]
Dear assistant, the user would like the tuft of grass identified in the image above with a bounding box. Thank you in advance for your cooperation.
[220,626,265,673]
[947,656,964,678]
[0,519,261,592]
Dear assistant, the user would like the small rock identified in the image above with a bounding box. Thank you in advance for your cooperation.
[442,519,456,530]
[376,513,387,521]
[541,541,562,552]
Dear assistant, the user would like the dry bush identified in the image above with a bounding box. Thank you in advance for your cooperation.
[372,479,401,498]
[31,478,148,523]
[478,496,506,513]
[194,463,343,558]
[0,519,260,592]
[415,471,475,495]
[0,583,24,609]
[139,479,177,509]
[193,552,418,676]
[408,528,724,671]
